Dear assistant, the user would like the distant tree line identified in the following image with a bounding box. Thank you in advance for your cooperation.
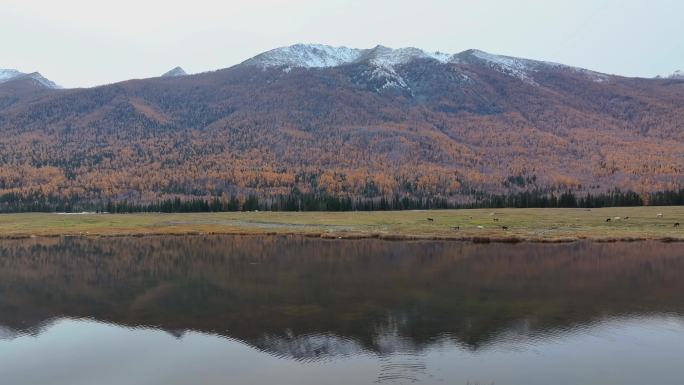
[103,193,451,213]
[3,188,684,213]
[466,189,644,209]
[0,191,77,213]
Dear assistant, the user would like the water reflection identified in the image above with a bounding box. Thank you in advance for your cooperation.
[1,236,684,384]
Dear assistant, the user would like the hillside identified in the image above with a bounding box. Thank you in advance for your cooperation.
[1,44,683,207]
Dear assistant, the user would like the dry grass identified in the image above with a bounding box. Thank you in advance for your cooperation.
[1,207,684,242]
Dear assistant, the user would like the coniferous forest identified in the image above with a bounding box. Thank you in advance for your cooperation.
[2,188,682,213]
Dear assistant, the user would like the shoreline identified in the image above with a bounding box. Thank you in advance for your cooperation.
[1,207,684,244]
[1,229,683,244]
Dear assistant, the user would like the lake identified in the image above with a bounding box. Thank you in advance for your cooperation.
[1,236,684,385]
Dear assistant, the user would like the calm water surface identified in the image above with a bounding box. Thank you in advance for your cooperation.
[1,236,684,385]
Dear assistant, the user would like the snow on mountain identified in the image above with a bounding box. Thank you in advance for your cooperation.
[452,49,609,84]
[362,62,410,92]
[241,44,460,92]
[668,70,684,79]
[242,44,363,69]
[453,49,541,83]
[241,44,451,69]
[161,66,188,77]
[358,46,453,92]
[0,69,61,89]
[25,72,60,88]
[0,69,24,82]
[240,44,611,87]
[358,46,419,92]
[360,45,450,66]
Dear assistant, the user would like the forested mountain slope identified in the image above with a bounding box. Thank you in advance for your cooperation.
[1,44,683,206]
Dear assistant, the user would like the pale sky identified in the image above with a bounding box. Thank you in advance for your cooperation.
[2,0,683,88]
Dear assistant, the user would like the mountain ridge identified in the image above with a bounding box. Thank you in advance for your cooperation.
[0,69,61,89]
[240,44,610,82]
[3,45,670,90]
[0,44,683,208]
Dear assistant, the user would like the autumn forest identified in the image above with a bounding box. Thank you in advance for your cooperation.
[1,53,683,212]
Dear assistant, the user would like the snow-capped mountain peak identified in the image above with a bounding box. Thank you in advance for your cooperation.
[25,72,60,89]
[355,46,453,93]
[161,66,188,77]
[241,44,364,69]
[241,44,452,69]
[240,44,459,93]
[361,45,450,66]
[668,70,684,79]
[239,44,612,88]
[0,69,24,82]
[0,69,61,89]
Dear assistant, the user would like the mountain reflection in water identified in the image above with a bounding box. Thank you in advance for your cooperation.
[1,236,684,385]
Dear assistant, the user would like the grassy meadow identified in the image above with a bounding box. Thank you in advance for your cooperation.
[1,207,684,242]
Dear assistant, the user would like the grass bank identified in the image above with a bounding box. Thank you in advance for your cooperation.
[1,207,684,242]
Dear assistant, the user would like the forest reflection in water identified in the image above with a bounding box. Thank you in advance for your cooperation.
[1,236,684,385]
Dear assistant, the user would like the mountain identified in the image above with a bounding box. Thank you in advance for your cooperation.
[0,44,683,208]
[0,69,24,82]
[161,66,187,77]
[240,44,607,89]
[242,44,366,68]
[669,70,684,79]
[0,69,62,111]
[0,69,60,89]
[242,44,451,68]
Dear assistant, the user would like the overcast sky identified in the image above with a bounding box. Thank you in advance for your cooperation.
[3,0,683,88]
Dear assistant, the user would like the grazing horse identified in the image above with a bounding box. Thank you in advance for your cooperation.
[502,226,509,230]
[675,223,681,228]
[427,218,434,222]
[606,218,612,222]
[493,218,499,222]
